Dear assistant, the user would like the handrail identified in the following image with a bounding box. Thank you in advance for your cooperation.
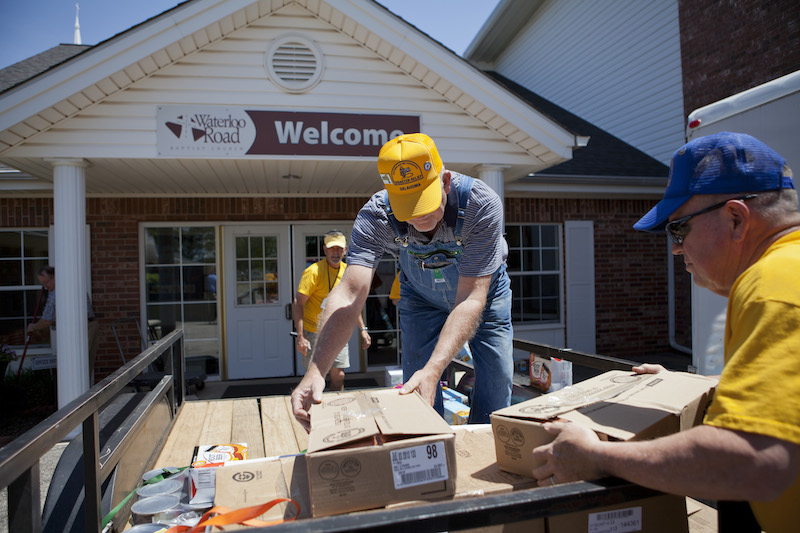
[0,328,185,533]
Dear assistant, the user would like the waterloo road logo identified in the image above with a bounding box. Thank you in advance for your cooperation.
[157,106,256,156]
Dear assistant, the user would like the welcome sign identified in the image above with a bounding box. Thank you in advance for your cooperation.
[157,106,420,157]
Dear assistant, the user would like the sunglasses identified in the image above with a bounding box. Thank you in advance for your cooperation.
[665,194,758,245]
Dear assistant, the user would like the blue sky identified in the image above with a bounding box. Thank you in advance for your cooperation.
[0,0,500,70]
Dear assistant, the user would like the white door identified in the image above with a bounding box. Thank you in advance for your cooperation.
[291,223,362,373]
[223,225,293,379]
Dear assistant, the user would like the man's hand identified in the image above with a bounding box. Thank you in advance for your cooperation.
[360,330,372,350]
[531,421,605,486]
[633,363,667,375]
[399,367,439,406]
[296,335,311,356]
[291,369,326,432]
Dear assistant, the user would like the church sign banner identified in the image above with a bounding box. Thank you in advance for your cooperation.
[157,106,420,157]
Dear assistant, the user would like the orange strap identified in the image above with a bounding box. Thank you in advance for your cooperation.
[163,498,300,532]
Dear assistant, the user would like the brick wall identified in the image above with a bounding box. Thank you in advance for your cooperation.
[506,197,673,357]
[680,0,800,117]
[2,195,673,377]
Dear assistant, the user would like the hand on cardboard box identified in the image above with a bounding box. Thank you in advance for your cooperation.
[530,421,605,486]
[399,367,438,406]
[291,367,327,432]
[633,363,668,375]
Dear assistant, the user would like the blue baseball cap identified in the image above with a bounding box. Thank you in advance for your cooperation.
[634,131,793,232]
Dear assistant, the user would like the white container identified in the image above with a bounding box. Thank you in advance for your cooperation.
[126,524,170,533]
[136,478,183,498]
[130,494,180,525]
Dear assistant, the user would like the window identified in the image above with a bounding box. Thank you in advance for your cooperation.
[505,224,562,323]
[365,257,400,368]
[0,230,50,347]
[144,226,220,377]
[235,235,279,306]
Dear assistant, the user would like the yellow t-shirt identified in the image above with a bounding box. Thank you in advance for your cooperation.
[704,230,800,533]
[389,272,401,301]
[297,259,345,333]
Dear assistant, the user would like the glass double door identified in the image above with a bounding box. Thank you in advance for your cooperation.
[222,223,364,379]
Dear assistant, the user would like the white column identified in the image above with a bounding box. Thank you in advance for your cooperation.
[48,158,90,408]
[476,165,509,207]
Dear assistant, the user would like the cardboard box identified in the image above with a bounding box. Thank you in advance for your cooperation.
[548,494,688,533]
[306,389,457,517]
[452,426,538,499]
[214,458,298,523]
[686,498,717,533]
[491,370,717,477]
[387,426,545,532]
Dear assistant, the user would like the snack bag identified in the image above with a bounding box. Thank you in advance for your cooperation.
[529,354,572,393]
[190,443,248,505]
[530,354,551,392]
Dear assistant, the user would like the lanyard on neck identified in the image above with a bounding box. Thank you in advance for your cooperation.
[326,262,342,292]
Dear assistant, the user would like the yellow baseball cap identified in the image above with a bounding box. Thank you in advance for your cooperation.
[323,232,347,249]
[377,133,443,222]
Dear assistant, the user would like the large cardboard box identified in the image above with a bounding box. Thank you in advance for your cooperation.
[214,458,300,525]
[491,370,717,477]
[548,494,688,533]
[452,426,539,498]
[305,389,457,517]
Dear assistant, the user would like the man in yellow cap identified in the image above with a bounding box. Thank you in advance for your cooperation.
[292,230,371,391]
[292,133,513,429]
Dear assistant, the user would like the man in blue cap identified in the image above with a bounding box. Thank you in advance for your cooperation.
[531,132,800,533]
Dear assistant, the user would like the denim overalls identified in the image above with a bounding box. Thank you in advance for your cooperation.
[383,176,513,423]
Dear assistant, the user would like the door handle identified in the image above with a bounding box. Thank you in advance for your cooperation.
[285,303,292,320]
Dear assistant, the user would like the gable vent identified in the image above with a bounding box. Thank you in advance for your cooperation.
[265,34,324,93]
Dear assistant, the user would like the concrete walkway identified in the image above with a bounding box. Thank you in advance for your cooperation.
[0,441,67,533]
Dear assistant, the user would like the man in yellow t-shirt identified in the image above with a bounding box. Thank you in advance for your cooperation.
[530,132,800,533]
[292,230,371,391]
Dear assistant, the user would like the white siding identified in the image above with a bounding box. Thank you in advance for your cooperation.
[6,3,548,195]
[493,0,684,165]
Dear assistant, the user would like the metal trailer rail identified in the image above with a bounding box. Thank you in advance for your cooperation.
[512,338,641,372]
[0,329,185,533]
[260,478,662,532]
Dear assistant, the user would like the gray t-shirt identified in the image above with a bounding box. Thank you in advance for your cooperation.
[41,288,95,325]
[348,172,507,277]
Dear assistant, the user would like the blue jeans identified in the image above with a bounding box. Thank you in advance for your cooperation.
[398,272,513,423]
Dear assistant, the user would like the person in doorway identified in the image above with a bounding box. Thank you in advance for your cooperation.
[530,132,800,533]
[292,230,371,391]
[291,133,513,429]
[27,266,99,382]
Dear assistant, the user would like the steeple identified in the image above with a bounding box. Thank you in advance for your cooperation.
[74,3,82,45]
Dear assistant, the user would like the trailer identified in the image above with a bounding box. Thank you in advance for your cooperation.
[685,70,800,375]
[0,332,716,532]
